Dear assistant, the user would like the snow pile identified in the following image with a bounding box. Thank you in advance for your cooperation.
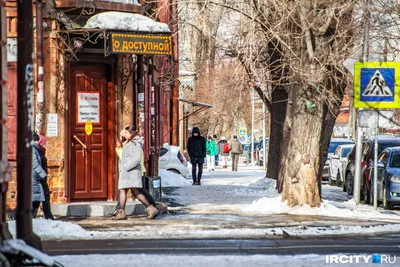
[84,12,170,32]
[105,0,141,5]
[249,177,277,192]
[245,195,400,221]
[159,169,191,187]
[8,218,96,239]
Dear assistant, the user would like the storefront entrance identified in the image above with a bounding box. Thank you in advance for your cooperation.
[69,63,115,201]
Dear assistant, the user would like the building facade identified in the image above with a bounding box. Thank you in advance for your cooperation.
[4,0,179,209]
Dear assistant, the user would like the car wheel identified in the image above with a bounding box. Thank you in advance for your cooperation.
[383,186,392,210]
[346,173,353,195]
[336,172,342,187]
[328,172,335,186]
[363,181,370,205]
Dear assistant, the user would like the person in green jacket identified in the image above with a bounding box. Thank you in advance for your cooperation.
[206,136,218,171]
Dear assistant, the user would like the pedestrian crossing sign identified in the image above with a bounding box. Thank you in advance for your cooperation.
[238,128,247,137]
[354,62,400,108]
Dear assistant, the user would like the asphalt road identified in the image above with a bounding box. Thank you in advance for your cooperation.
[44,236,400,256]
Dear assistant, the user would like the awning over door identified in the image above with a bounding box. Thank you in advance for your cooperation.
[178,98,213,121]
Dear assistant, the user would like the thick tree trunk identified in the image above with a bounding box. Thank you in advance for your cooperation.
[281,87,324,207]
[266,88,288,180]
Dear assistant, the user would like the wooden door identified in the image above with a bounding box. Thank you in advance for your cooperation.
[70,65,109,200]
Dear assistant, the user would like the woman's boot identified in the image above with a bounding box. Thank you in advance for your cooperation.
[146,205,159,219]
[112,209,127,220]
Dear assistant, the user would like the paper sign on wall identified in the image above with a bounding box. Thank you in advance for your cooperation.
[77,92,100,124]
[46,114,58,137]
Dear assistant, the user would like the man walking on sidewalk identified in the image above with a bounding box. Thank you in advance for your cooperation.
[229,135,243,172]
[187,127,206,185]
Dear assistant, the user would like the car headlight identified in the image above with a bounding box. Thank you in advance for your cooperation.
[390,176,400,183]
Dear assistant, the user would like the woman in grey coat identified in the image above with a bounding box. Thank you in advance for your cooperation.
[32,133,46,218]
[113,125,159,220]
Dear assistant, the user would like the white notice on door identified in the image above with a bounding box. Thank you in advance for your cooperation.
[46,114,58,137]
[77,92,100,124]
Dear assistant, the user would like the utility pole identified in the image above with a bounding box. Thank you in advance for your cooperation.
[354,0,371,204]
[251,88,255,166]
[16,0,42,249]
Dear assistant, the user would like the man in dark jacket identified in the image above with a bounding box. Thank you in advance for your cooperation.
[187,127,206,185]
[32,132,47,218]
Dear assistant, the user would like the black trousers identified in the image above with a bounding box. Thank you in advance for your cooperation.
[191,163,203,182]
[32,201,41,218]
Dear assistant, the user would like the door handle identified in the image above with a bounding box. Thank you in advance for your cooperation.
[73,135,87,156]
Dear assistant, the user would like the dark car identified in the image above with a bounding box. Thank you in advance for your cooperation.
[344,136,400,201]
[323,138,355,180]
[369,147,400,209]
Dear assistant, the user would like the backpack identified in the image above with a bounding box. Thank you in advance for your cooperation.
[223,143,230,153]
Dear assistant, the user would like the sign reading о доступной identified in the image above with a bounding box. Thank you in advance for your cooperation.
[109,33,172,55]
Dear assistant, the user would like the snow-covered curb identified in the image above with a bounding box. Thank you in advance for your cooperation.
[7,218,400,240]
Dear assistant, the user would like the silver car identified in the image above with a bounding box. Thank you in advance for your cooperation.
[328,144,355,186]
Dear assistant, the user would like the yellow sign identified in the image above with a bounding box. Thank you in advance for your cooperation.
[85,120,93,136]
[109,33,172,55]
[354,62,400,109]
[238,128,247,137]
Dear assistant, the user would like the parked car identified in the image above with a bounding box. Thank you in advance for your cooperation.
[159,145,189,178]
[242,144,251,163]
[323,138,355,180]
[242,141,260,164]
[256,138,269,166]
[328,144,355,186]
[344,136,400,201]
[369,147,400,209]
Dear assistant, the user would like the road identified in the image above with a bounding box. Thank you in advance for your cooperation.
[44,236,400,256]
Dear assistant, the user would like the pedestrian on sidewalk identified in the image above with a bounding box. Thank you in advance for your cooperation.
[187,127,206,185]
[218,137,229,169]
[32,132,47,218]
[229,135,243,172]
[37,135,54,220]
[206,136,218,171]
[213,135,219,166]
[113,125,159,220]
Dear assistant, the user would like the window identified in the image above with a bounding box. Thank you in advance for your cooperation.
[378,152,388,165]
[390,151,400,168]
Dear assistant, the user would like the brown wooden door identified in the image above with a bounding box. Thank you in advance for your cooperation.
[70,65,109,200]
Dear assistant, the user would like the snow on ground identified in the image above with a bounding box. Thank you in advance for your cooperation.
[53,254,385,267]
[84,12,170,32]
[7,218,97,239]
[159,169,191,187]
[245,184,400,222]
[8,168,400,241]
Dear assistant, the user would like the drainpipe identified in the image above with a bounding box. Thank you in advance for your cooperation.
[35,0,44,133]
[171,0,179,146]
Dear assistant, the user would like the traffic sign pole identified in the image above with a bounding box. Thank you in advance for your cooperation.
[353,118,363,204]
[373,111,379,209]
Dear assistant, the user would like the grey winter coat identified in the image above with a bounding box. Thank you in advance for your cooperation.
[32,144,46,202]
[218,141,229,156]
[118,140,143,189]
